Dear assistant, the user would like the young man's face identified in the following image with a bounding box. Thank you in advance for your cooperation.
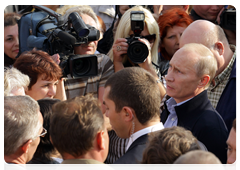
[103,86,129,139]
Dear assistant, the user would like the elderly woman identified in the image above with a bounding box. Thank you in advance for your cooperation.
[4,12,21,67]
[157,8,193,76]
[13,49,66,101]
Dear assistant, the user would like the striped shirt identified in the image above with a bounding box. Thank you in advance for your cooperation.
[64,53,114,99]
[105,130,129,164]
[207,47,236,108]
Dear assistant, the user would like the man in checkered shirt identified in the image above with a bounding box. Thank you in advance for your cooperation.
[179,20,236,132]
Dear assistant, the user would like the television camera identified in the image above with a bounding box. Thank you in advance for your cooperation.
[17,5,100,78]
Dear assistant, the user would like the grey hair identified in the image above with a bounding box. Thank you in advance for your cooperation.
[63,5,99,29]
[4,95,41,155]
[4,67,30,96]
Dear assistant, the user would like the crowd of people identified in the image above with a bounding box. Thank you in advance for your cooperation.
[4,5,236,167]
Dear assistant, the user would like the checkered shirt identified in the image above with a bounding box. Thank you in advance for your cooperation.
[64,53,114,99]
[207,46,236,108]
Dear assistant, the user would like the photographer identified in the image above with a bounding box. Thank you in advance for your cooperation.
[108,5,165,100]
[62,6,114,115]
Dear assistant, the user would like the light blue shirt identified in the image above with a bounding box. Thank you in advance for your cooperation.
[164,97,192,128]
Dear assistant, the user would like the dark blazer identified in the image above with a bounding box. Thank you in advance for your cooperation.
[113,134,148,164]
[216,58,236,132]
[161,90,228,164]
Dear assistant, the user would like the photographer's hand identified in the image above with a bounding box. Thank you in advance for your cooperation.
[112,38,128,72]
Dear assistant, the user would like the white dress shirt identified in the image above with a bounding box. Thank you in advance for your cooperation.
[125,122,164,152]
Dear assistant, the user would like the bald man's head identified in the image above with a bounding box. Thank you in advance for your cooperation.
[180,20,227,49]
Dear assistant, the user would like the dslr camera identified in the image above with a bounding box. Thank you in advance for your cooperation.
[18,5,100,78]
[220,8,236,31]
[126,11,149,64]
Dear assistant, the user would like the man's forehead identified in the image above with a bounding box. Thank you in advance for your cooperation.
[81,14,97,28]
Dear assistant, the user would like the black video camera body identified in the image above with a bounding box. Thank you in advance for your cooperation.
[126,11,149,64]
[220,8,236,31]
[17,5,100,78]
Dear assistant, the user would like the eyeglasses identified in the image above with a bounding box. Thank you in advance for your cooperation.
[129,34,156,44]
[141,34,156,44]
[38,127,47,138]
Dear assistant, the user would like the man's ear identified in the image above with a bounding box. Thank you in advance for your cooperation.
[122,107,135,122]
[214,41,224,56]
[96,131,106,150]
[198,75,210,88]
[21,139,32,153]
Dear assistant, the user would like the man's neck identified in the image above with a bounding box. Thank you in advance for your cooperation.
[133,117,161,134]
[4,155,26,164]
[62,151,104,163]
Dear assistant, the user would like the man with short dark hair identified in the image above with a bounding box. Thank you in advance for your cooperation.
[50,95,109,164]
[226,119,236,164]
[161,43,228,163]
[4,95,45,164]
[103,67,164,164]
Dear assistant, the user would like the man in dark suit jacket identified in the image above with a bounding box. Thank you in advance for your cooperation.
[161,43,228,163]
[103,67,164,164]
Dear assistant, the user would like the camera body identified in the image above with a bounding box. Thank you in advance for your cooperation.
[18,5,100,78]
[60,54,98,78]
[220,8,236,31]
[126,11,149,64]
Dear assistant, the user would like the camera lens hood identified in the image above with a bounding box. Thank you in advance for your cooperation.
[127,40,149,64]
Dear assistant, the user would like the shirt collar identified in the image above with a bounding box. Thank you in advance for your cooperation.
[125,122,164,152]
[214,44,237,86]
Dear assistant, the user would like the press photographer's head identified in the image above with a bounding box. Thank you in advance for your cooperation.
[64,5,100,55]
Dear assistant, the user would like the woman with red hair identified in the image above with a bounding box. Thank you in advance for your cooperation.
[14,49,65,101]
[157,8,193,76]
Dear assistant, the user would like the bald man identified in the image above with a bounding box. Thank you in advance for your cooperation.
[179,20,236,133]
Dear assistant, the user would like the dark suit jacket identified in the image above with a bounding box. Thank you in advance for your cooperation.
[216,58,236,132]
[161,90,228,163]
[113,134,148,164]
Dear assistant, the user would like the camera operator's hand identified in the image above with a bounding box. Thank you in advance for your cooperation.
[51,53,61,65]
[112,38,129,72]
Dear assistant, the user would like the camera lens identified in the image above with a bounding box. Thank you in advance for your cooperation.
[127,40,149,63]
[73,58,91,76]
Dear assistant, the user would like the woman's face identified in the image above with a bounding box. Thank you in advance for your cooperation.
[161,25,187,58]
[4,24,19,59]
[26,74,58,101]
[129,24,155,48]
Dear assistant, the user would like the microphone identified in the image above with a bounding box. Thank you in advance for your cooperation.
[53,29,76,45]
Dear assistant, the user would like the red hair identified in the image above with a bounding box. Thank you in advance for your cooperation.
[157,8,193,60]
[14,49,62,90]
